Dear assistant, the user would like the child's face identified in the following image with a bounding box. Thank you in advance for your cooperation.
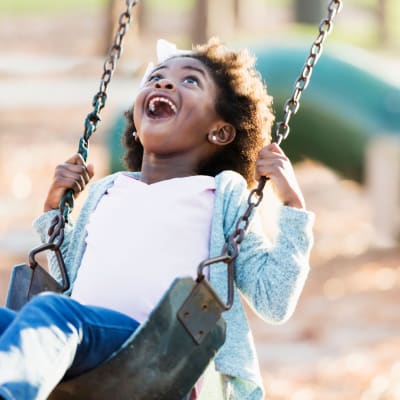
[133,56,222,158]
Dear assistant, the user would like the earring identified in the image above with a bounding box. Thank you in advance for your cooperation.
[132,131,139,142]
[212,134,217,141]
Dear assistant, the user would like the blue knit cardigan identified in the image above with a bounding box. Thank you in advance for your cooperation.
[33,170,314,399]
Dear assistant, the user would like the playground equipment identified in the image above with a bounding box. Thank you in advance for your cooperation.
[256,44,400,243]
[254,44,400,182]
[6,0,343,398]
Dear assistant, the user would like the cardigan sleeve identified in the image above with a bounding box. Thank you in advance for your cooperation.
[216,172,315,324]
[234,203,314,323]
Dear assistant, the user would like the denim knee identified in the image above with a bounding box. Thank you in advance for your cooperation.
[27,292,70,309]
[0,308,16,335]
[26,292,74,317]
[21,293,84,334]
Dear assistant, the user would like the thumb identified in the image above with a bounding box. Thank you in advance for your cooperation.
[87,163,95,179]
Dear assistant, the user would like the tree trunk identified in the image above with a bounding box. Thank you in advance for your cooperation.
[104,0,143,55]
[377,0,389,46]
[192,0,208,44]
[294,0,324,24]
[191,0,236,44]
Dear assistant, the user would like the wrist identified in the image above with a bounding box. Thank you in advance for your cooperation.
[283,195,305,210]
[43,201,59,212]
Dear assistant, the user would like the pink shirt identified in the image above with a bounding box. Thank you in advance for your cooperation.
[71,173,216,322]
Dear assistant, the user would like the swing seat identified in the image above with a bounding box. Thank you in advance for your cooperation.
[48,277,226,400]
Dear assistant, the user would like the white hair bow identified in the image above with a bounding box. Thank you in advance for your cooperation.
[140,39,192,87]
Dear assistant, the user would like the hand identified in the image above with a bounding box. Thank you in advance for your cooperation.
[43,154,95,212]
[255,143,305,209]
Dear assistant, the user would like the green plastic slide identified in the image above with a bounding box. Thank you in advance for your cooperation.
[254,45,400,182]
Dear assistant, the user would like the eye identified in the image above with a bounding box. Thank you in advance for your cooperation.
[183,76,200,86]
[148,74,163,83]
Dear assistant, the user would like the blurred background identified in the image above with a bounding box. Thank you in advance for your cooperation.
[0,0,399,398]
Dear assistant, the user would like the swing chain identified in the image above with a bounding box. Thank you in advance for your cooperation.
[198,0,342,310]
[233,0,343,254]
[274,0,343,144]
[47,0,138,248]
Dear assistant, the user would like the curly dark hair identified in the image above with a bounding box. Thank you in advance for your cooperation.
[122,37,274,186]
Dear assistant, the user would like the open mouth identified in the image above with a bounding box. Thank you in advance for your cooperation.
[146,96,177,119]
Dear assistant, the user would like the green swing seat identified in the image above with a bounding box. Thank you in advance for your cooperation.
[47,277,226,400]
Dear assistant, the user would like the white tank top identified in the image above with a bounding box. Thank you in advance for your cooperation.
[71,173,216,322]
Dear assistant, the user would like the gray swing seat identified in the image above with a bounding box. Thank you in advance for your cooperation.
[48,277,226,400]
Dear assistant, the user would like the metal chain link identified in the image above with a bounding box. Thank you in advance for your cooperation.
[197,0,343,303]
[50,0,138,245]
[274,0,343,145]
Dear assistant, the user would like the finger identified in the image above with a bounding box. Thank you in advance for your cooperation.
[55,163,86,176]
[56,176,84,194]
[54,164,87,188]
[65,154,94,183]
[60,169,91,191]
[56,169,88,192]
[268,142,285,155]
[255,165,276,181]
[86,163,95,179]
[259,143,286,158]
[56,160,93,184]
[64,153,86,166]
[50,176,82,197]
[255,158,289,180]
[256,155,287,167]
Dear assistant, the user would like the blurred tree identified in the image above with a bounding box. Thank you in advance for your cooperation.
[105,0,118,54]
[294,0,324,24]
[377,0,389,46]
[191,0,236,44]
[105,0,144,54]
[233,0,240,28]
[192,0,208,44]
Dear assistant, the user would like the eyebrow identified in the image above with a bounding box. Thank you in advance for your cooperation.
[182,65,206,78]
[150,64,206,78]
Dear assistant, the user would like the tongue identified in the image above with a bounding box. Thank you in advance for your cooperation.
[152,102,175,118]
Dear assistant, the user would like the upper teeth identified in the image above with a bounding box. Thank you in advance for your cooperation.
[148,97,177,114]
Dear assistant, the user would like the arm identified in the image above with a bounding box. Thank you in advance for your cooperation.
[32,154,94,283]
[234,143,314,323]
[234,204,314,323]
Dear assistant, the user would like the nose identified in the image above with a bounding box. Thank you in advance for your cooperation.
[153,78,175,91]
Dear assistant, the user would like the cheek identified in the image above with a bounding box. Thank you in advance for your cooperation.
[132,98,143,129]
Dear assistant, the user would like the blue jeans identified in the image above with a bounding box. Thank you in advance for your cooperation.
[0,293,139,400]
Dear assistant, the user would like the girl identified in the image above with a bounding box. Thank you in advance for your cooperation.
[0,38,314,399]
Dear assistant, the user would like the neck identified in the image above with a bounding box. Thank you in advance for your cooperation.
[140,153,200,184]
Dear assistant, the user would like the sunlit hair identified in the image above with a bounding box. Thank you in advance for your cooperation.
[122,37,274,186]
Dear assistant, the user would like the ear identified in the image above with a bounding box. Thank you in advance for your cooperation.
[208,123,236,146]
